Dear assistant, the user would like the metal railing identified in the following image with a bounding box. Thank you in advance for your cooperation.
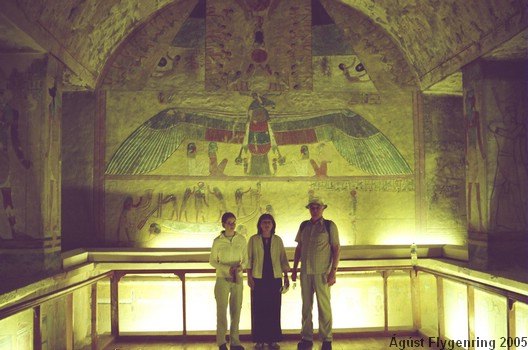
[1,257,527,350]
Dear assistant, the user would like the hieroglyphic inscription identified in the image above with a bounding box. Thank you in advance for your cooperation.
[310,179,414,193]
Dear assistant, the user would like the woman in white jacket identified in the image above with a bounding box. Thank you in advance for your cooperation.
[247,213,290,349]
[210,212,247,350]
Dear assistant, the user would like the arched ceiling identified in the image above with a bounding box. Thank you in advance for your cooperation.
[1,0,527,94]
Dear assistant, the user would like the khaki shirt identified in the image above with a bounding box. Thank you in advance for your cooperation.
[295,218,340,274]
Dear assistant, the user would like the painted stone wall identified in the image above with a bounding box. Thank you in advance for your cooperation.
[423,95,466,243]
[102,90,416,248]
[0,54,63,291]
[58,0,477,251]
[480,63,527,235]
[463,59,528,270]
[61,91,97,250]
[463,60,528,235]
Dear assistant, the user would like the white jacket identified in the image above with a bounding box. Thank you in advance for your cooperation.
[247,234,290,279]
[209,232,248,279]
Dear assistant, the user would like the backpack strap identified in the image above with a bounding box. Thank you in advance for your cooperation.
[324,219,333,235]
[299,220,310,232]
[299,219,333,235]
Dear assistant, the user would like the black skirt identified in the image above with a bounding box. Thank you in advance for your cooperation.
[251,236,283,343]
[251,276,283,343]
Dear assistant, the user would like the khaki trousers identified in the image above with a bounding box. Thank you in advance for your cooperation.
[214,277,243,346]
[300,273,333,342]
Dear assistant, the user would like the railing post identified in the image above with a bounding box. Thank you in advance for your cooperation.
[437,276,445,340]
[33,305,42,350]
[111,272,124,337]
[382,270,389,333]
[507,299,516,350]
[91,283,98,350]
[410,268,421,331]
[467,286,475,350]
[66,293,74,350]
[175,272,187,340]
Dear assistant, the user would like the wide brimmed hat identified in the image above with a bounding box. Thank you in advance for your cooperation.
[305,197,328,209]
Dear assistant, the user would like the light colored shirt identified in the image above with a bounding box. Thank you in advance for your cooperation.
[295,218,340,274]
[247,234,290,279]
[209,232,248,279]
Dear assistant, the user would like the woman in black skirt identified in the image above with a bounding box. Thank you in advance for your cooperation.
[247,214,290,349]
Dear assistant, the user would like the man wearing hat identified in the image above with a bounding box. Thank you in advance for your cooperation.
[292,198,341,350]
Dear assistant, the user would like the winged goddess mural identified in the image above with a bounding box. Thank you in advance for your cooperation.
[105,93,412,177]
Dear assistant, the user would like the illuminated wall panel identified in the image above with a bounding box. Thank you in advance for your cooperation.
[73,286,92,349]
[474,289,507,349]
[0,309,33,350]
[259,272,386,331]
[185,274,253,332]
[515,302,528,342]
[118,274,183,334]
[185,272,386,332]
[442,279,468,343]
[418,272,438,336]
[41,297,67,350]
[96,279,111,335]
[331,273,384,329]
[282,280,318,331]
[387,271,413,328]
[185,274,220,332]
[185,274,254,332]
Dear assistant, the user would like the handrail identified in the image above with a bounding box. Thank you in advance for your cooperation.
[0,271,113,320]
[417,266,528,304]
[2,261,526,324]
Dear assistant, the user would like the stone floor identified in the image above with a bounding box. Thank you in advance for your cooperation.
[104,336,436,350]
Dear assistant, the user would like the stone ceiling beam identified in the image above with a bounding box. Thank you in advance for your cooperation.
[2,0,97,88]
[419,5,528,91]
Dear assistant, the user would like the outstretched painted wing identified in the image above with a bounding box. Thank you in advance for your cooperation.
[105,109,246,175]
[269,110,412,175]
[106,107,411,176]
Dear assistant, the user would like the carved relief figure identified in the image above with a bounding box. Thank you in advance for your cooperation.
[0,85,33,241]
[161,194,178,221]
[194,181,209,222]
[208,141,228,176]
[235,186,251,217]
[251,181,263,213]
[310,143,331,177]
[116,193,150,244]
[187,142,200,175]
[488,89,527,231]
[237,93,284,175]
[464,89,485,231]
[209,186,228,221]
[179,187,193,222]
[293,144,311,176]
